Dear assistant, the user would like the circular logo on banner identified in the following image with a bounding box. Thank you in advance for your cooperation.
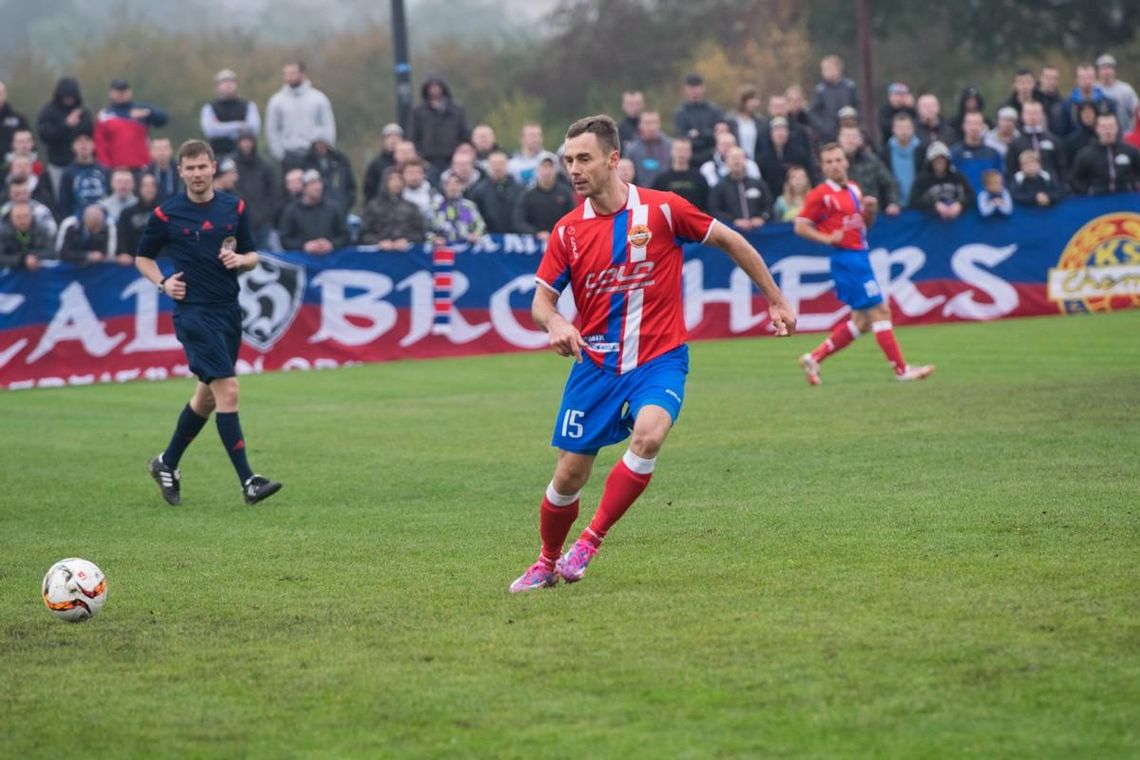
[628,224,652,248]
[1048,212,1140,314]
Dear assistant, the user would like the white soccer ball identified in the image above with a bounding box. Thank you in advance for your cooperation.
[42,558,107,622]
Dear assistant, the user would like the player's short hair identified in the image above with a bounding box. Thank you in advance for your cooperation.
[565,115,620,156]
[819,141,844,157]
[177,139,215,165]
[892,111,914,123]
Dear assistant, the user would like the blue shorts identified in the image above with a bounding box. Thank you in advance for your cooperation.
[172,304,242,384]
[830,250,883,310]
[551,345,689,456]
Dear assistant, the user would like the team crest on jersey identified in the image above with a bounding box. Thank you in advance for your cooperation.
[237,255,307,351]
[628,224,652,248]
[1048,212,1140,314]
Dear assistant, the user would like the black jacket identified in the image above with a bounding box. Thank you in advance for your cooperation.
[233,141,279,230]
[36,78,94,168]
[1069,142,1140,195]
[1009,170,1065,206]
[1005,128,1067,182]
[909,166,974,211]
[708,174,773,225]
[467,175,524,234]
[116,199,157,255]
[673,100,725,166]
[0,102,30,157]
[652,168,710,212]
[512,182,576,235]
[278,198,349,250]
[302,145,357,214]
[409,77,469,169]
[362,151,396,204]
[360,193,426,245]
[756,141,816,199]
[0,221,53,267]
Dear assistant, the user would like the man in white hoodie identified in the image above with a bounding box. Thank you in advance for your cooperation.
[264,61,336,171]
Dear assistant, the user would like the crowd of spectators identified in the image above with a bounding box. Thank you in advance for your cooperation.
[2,52,1139,268]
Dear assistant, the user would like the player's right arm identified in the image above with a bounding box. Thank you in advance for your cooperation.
[134,206,185,300]
[533,223,587,361]
[793,188,843,246]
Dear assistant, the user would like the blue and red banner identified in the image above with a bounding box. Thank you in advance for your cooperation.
[2,194,1137,390]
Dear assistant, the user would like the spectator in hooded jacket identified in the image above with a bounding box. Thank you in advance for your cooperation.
[1005,101,1066,182]
[1070,112,1140,195]
[1010,150,1065,207]
[914,93,957,148]
[466,151,523,234]
[265,61,336,171]
[0,202,53,270]
[1095,54,1138,135]
[278,170,349,253]
[302,137,356,213]
[1063,101,1101,166]
[430,173,485,245]
[360,168,425,249]
[512,152,575,239]
[839,125,901,215]
[58,202,115,265]
[0,80,30,158]
[200,69,261,159]
[363,123,405,204]
[36,77,94,195]
[408,76,469,174]
[951,112,1003,195]
[952,85,989,141]
[878,82,917,147]
[58,132,110,219]
[233,132,279,249]
[673,73,724,166]
[93,79,168,171]
[909,142,972,220]
[881,112,924,207]
[808,55,859,143]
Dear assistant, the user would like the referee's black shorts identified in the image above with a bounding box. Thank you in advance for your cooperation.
[172,303,243,384]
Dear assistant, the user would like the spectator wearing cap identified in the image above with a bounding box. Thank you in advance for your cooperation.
[673,73,725,167]
[652,137,709,211]
[756,115,815,200]
[1059,63,1117,137]
[408,75,469,174]
[233,131,278,250]
[98,169,137,222]
[301,136,357,214]
[1003,101,1065,181]
[1096,54,1138,135]
[708,146,772,231]
[759,93,814,159]
[466,150,524,234]
[808,54,859,142]
[878,82,917,146]
[94,79,168,171]
[36,77,95,194]
[147,137,182,202]
[363,123,404,205]
[1009,150,1064,207]
[618,90,644,152]
[952,111,1003,195]
[470,124,499,171]
[625,111,672,188]
[976,169,1013,218]
[1002,68,1043,124]
[838,125,901,215]
[265,60,337,171]
[836,105,861,136]
[200,69,261,159]
[914,93,957,148]
[881,112,924,208]
[984,106,1021,159]
[0,80,30,158]
[1070,111,1140,195]
[213,156,239,193]
[909,141,972,220]
[507,123,546,187]
[278,170,349,253]
[512,151,575,239]
[57,132,110,220]
[360,168,425,249]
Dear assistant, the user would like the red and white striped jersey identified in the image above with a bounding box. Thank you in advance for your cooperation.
[536,184,715,374]
[797,179,869,251]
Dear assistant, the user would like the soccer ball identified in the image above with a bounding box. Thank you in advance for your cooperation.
[42,558,107,622]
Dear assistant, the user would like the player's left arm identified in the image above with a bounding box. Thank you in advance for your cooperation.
[707,221,796,336]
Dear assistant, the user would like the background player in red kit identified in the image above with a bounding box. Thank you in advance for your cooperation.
[509,115,796,593]
[794,142,934,385]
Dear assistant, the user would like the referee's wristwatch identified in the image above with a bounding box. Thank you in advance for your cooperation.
[157,277,167,294]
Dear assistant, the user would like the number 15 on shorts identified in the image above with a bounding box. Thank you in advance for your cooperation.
[561,410,585,439]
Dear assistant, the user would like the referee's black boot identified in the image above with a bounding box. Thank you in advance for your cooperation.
[147,456,182,506]
[243,475,282,505]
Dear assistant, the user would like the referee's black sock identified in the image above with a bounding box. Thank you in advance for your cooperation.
[161,404,208,469]
[215,411,254,485]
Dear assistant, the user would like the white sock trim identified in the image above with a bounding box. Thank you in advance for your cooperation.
[545,481,580,506]
[871,320,893,333]
[845,319,861,338]
[622,448,657,475]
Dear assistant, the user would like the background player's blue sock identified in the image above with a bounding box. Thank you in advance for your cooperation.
[215,412,254,485]
[162,404,208,469]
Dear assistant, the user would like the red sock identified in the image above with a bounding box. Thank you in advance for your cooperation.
[811,319,859,362]
[582,450,655,547]
[872,320,906,374]
[540,484,580,568]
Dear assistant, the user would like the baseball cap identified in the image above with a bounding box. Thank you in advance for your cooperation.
[109,78,130,90]
[887,82,910,96]
[214,69,238,82]
[997,106,1018,121]
[768,116,789,130]
[926,141,951,161]
[382,123,404,137]
[837,105,858,119]
[684,72,704,86]
[218,157,237,174]
[537,150,559,165]
[301,169,322,185]
[1096,53,1117,68]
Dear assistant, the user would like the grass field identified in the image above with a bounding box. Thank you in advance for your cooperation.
[1,312,1138,758]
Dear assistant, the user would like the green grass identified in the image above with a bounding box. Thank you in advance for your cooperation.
[1,312,1138,758]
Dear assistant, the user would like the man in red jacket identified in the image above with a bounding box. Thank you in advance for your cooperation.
[94,79,168,171]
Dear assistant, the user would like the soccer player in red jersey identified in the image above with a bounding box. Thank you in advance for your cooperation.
[509,115,797,593]
[793,142,934,385]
